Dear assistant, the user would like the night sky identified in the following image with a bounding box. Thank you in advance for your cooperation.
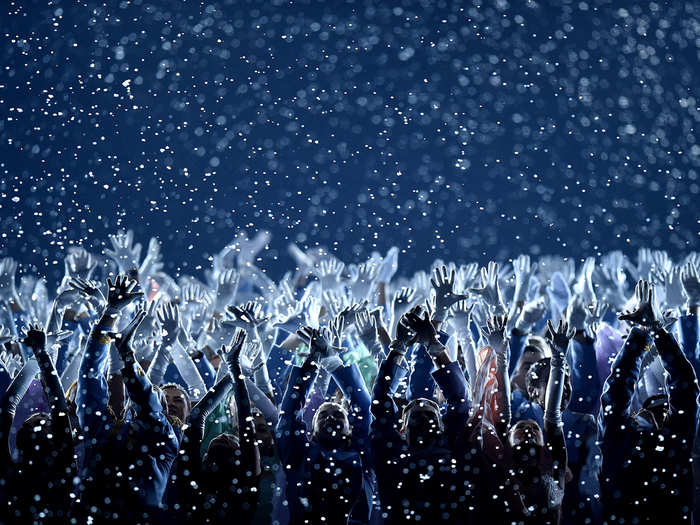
[1,0,698,282]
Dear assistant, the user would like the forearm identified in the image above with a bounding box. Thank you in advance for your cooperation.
[600,327,649,424]
[655,329,700,416]
[189,375,233,434]
[170,340,207,400]
[253,360,273,396]
[495,349,511,431]
[81,309,120,374]
[0,358,39,453]
[544,355,566,427]
[35,348,68,414]
[146,344,170,386]
[121,353,156,410]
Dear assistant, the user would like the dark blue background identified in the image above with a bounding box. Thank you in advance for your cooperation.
[1,0,697,283]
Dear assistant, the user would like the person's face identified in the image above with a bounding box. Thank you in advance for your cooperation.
[516,350,546,378]
[639,400,669,430]
[312,403,351,446]
[509,421,544,470]
[404,402,442,447]
[513,349,546,391]
[18,414,54,464]
[164,387,189,422]
[527,367,572,411]
[509,420,544,449]
[253,412,275,455]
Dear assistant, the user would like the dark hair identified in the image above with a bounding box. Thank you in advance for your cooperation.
[161,382,192,410]
[523,335,549,356]
[642,394,668,411]
[400,397,443,433]
[525,358,571,404]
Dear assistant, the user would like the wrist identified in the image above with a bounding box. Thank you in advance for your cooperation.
[433,350,451,368]
[426,339,445,357]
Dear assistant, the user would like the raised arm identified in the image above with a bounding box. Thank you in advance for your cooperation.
[276,326,321,465]
[75,275,141,433]
[602,280,662,433]
[481,314,511,436]
[223,330,261,477]
[544,320,575,489]
[654,328,699,432]
[0,356,38,468]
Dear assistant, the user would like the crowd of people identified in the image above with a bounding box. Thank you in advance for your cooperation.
[0,230,698,524]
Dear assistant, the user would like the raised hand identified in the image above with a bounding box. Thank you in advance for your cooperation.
[565,294,589,331]
[322,289,348,320]
[221,328,247,371]
[629,248,654,281]
[68,276,107,310]
[138,237,164,280]
[376,246,399,283]
[681,262,700,306]
[511,255,537,305]
[314,257,345,291]
[410,270,432,301]
[400,306,440,352]
[431,265,468,323]
[545,319,575,358]
[656,265,686,309]
[224,301,269,333]
[619,280,662,330]
[480,314,508,355]
[349,261,379,300]
[22,323,46,352]
[0,257,20,306]
[111,307,147,359]
[455,263,480,291]
[652,250,673,276]
[450,299,474,332]
[573,257,596,305]
[65,248,97,280]
[328,313,345,348]
[515,297,547,332]
[106,275,142,312]
[157,301,181,345]
[355,309,379,352]
[595,251,628,308]
[0,326,12,346]
[105,230,142,273]
[337,300,367,327]
[585,301,609,331]
[391,287,416,329]
[236,230,271,268]
[214,268,240,312]
[469,261,505,314]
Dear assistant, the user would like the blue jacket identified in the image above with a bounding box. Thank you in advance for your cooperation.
[276,360,372,525]
[76,321,178,518]
[598,327,698,523]
[370,356,477,524]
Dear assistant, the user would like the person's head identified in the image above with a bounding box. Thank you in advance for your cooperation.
[636,394,669,430]
[508,419,544,468]
[511,337,548,391]
[525,358,572,411]
[400,398,444,448]
[311,401,351,448]
[16,413,55,467]
[201,431,261,492]
[253,409,275,456]
[203,432,240,475]
[162,383,191,423]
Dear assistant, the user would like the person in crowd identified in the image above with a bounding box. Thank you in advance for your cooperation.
[0,230,698,525]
